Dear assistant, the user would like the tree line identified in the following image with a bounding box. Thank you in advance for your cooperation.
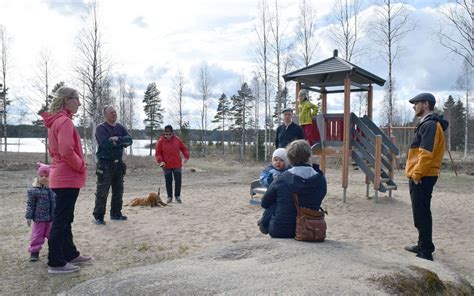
[1,0,472,164]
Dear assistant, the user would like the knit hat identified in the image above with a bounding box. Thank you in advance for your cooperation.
[37,162,51,176]
[272,148,289,168]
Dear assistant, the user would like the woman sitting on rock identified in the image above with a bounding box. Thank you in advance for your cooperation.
[259,139,327,238]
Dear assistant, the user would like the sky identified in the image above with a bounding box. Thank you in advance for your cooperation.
[0,0,470,129]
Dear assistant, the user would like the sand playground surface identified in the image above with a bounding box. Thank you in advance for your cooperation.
[0,154,473,294]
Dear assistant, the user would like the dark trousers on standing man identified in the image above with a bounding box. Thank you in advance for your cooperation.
[93,159,124,220]
[409,176,438,255]
[163,168,182,198]
[48,188,80,267]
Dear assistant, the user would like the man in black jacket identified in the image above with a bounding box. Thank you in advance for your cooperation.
[93,106,133,225]
[275,108,304,148]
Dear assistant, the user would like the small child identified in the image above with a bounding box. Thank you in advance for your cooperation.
[259,148,290,187]
[25,163,55,262]
[257,148,289,234]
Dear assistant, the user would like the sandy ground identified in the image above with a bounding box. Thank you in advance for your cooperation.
[0,154,473,295]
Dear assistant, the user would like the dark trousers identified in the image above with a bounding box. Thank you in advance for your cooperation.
[93,159,124,219]
[163,168,182,198]
[48,188,80,267]
[260,204,276,229]
[409,176,438,254]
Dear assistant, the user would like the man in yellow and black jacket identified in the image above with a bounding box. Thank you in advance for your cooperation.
[404,93,448,261]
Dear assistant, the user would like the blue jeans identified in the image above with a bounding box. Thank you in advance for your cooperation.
[163,168,182,198]
[48,188,80,267]
[93,159,125,219]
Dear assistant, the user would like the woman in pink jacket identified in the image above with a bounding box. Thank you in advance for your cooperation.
[42,86,91,274]
[155,125,190,204]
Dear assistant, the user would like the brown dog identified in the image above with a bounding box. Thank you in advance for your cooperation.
[127,189,169,207]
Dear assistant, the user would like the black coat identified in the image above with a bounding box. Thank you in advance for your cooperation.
[261,164,327,238]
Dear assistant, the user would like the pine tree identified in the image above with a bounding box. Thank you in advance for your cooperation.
[143,82,164,156]
[451,98,466,151]
[212,93,231,155]
[33,81,64,127]
[230,83,254,159]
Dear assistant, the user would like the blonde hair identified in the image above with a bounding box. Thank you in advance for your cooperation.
[49,86,79,114]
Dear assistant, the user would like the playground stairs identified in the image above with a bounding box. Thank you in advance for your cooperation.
[350,113,399,193]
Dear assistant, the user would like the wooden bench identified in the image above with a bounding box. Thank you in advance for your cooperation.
[249,180,267,204]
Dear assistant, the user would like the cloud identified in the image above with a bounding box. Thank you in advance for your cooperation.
[42,0,87,16]
[131,16,148,28]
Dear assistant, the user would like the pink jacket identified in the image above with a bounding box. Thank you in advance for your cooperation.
[155,134,190,169]
[42,110,87,189]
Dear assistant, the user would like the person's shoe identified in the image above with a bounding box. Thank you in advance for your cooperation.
[68,255,93,265]
[30,252,39,262]
[166,197,172,203]
[416,252,433,261]
[175,196,182,203]
[259,223,269,235]
[48,263,80,274]
[404,245,419,254]
[110,215,128,221]
[95,218,106,225]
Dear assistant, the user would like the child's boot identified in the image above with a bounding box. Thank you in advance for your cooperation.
[30,252,39,262]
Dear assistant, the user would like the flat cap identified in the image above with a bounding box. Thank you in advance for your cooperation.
[409,93,436,104]
[281,107,294,114]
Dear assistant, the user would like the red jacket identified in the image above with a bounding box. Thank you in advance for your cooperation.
[155,134,190,169]
[42,109,87,189]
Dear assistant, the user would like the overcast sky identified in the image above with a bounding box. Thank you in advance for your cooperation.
[0,0,469,128]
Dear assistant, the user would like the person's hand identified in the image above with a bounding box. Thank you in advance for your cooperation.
[110,136,119,142]
[159,162,166,168]
[183,159,188,166]
[26,219,32,227]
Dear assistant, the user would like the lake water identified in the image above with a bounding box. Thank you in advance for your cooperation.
[0,138,155,156]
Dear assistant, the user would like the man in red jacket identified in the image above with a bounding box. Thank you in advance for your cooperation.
[155,125,190,203]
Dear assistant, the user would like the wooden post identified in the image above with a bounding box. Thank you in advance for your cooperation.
[367,84,373,119]
[366,84,373,196]
[342,76,351,202]
[295,82,301,115]
[389,135,397,198]
[374,135,382,203]
[320,87,327,173]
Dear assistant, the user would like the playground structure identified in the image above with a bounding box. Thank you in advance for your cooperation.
[283,50,399,202]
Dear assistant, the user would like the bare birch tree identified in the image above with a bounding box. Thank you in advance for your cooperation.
[125,84,136,155]
[0,25,11,163]
[329,0,364,62]
[437,0,473,68]
[75,1,111,157]
[255,0,272,160]
[172,68,186,130]
[32,48,57,163]
[455,59,473,158]
[197,63,213,156]
[370,0,414,136]
[295,0,318,67]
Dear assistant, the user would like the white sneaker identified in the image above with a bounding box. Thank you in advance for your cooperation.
[48,262,80,274]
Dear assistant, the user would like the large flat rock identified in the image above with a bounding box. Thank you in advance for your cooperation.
[64,238,472,295]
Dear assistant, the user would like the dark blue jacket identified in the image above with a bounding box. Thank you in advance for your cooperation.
[25,186,56,222]
[261,164,327,238]
[95,122,133,161]
[275,122,304,148]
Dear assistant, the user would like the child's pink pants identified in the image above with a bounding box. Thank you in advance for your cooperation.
[28,221,52,253]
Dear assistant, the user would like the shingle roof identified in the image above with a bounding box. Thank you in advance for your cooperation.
[283,53,385,88]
